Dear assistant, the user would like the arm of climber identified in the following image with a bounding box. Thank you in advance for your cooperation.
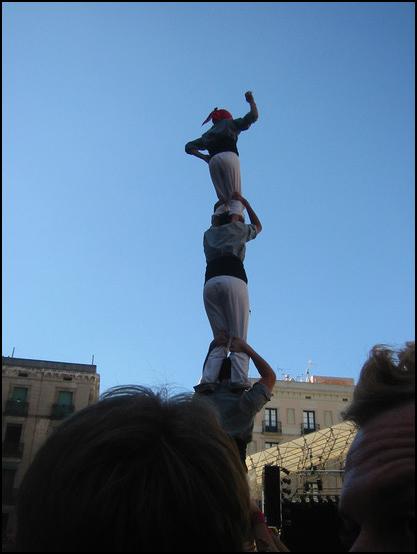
[230,338,276,392]
[185,137,211,163]
[232,193,262,234]
[234,90,259,131]
[245,90,259,123]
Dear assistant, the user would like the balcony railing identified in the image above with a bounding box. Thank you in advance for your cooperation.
[301,423,320,434]
[50,404,75,420]
[2,441,24,458]
[4,400,29,417]
[262,421,282,434]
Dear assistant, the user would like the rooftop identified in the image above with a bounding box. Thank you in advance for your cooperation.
[2,356,97,374]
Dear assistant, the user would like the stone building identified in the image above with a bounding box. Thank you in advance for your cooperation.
[2,356,100,542]
[249,374,355,455]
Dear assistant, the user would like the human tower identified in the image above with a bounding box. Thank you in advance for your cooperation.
[185,91,276,466]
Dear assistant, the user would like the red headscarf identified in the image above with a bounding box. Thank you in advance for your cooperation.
[202,108,233,125]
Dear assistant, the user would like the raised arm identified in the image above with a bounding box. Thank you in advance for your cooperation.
[230,338,276,392]
[245,91,258,122]
[234,91,259,131]
[232,193,262,233]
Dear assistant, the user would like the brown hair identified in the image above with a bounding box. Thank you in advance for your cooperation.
[212,212,232,226]
[17,386,250,552]
[343,341,415,427]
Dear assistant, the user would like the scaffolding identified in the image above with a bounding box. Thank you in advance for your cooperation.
[246,421,357,496]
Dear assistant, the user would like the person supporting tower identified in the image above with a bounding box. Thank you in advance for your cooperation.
[185,91,258,216]
[195,337,276,467]
[201,192,262,386]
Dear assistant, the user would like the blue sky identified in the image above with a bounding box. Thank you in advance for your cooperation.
[2,2,415,394]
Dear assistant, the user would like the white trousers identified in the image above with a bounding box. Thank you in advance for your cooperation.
[209,152,244,216]
[202,275,250,385]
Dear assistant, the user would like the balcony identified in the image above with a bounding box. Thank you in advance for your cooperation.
[262,421,282,434]
[2,441,24,458]
[301,423,320,435]
[4,400,29,417]
[50,404,75,420]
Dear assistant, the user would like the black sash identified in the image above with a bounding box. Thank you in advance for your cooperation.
[205,256,248,284]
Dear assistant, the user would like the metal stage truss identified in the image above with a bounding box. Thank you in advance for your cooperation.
[246,421,357,488]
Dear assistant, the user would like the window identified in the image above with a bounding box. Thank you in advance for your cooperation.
[303,410,316,430]
[3,424,24,457]
[263,408,278,432]
[2,468,16,505]
[324,410,333,427]
[57,391,73,406]
[5,387,29,416]
[265,441,279,449]
[11,387,28,402]
[4,424,22,445]
[51,390,75,419]
[287,408,295,425]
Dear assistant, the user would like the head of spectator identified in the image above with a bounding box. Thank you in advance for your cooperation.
[16,386,251,552]
[340,342,415,552]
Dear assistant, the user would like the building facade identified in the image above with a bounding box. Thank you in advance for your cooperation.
[2,357,100,543]
[248,375,355,455]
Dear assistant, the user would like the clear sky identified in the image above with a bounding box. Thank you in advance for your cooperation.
[2,2,415,394]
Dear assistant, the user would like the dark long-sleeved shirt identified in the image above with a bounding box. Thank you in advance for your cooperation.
[185,110,257,157]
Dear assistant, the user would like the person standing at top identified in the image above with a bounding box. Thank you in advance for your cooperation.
[185,91,259,217]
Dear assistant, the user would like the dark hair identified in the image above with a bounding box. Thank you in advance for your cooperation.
[212,212,232,226]
[343,341,415,427]
[17,386,250,552]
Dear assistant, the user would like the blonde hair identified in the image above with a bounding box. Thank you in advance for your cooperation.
[343,341,415,426]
